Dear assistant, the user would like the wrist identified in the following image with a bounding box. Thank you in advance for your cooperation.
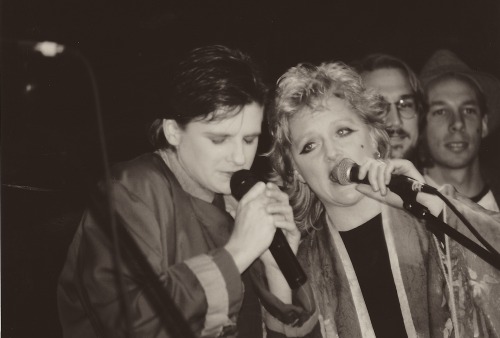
[224,242,253,273]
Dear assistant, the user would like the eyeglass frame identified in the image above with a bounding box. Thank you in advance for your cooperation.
[378,94,418,120]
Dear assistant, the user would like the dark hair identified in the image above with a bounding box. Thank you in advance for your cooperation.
[418,72,488,168]
[352,53,427,117]
[149,45,268,149]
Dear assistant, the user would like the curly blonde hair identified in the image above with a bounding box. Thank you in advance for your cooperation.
[267,62,389,233]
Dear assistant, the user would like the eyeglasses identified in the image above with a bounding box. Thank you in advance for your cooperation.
[378,95,417,119]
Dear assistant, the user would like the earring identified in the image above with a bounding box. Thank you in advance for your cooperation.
[374,151,381,159]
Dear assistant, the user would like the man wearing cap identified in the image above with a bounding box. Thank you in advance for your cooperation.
[419,49,500,338]
[419,49,500,211]
[354,53,425,162]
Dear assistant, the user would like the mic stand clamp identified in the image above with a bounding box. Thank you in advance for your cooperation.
[403,200,431,220]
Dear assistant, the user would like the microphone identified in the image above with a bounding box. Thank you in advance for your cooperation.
[330,158,437,199]
[230,170,307,289]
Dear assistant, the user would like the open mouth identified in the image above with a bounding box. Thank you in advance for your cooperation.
[445,142,468,152]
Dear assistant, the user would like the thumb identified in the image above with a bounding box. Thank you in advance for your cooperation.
[355,184,404,209]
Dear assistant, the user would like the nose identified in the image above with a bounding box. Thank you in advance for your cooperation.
[449,111,465,133]
[229,141,246,166]
[324,139,341,162]
[385,103,402,128]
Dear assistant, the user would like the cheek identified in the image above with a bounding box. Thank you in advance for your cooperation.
[425,123,441,137]
[405,119,419,133]
[245,142,259,155]
[293,158,316,181]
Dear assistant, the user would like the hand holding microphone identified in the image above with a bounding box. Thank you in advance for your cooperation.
[229,170,306,289]
[331,158,443,216]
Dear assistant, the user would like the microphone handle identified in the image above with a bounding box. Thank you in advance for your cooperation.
[270,229,307,289]
[349,164,436,195]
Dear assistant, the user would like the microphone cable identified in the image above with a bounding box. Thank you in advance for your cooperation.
[433,190,500,264]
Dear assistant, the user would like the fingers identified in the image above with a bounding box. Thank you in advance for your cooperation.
[355,183,404,209]
[359,159,389,195]
[359,158,423,196]
[267,202,293,221]
[237,181,267,206]
[265,182,288,202]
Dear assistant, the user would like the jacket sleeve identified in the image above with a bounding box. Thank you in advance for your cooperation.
[245,252,320,337]
[58,178,243,338]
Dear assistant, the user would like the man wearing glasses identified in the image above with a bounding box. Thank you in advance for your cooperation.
[353,54,425,162]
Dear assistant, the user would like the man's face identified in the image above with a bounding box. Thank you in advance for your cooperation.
[362,68,419,159]
[425,77,487,170]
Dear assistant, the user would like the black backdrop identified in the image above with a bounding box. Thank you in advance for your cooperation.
[2,0,500,337]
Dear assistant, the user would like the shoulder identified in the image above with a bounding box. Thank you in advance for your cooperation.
[107,153,177,200]
[111,153,166,179]
[482,163,500,204]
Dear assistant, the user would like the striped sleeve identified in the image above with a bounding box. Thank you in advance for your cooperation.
[184,248,243,337]
[264,306,320,338]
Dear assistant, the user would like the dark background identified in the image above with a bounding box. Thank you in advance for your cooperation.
[2,0,500,337]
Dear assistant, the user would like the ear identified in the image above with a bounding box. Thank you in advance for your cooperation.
[162,119,182,147]
[294,169,306,183]
[481,115,488,138]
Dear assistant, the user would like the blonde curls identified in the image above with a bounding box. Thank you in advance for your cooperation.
[267,61,390,233]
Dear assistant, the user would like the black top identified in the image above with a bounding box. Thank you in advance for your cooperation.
[471,184,491,203]
[339,214,408,338]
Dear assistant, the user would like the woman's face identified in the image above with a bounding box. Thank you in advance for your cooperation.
[289,96,378,207]
[169,102,264,195]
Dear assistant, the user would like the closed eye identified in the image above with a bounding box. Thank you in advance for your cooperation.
[210,137,226,144]
[244,136,258,145]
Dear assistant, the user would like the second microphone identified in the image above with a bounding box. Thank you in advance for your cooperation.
[230,169,307,289]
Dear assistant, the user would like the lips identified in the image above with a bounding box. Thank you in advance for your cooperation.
[445,142,468,152]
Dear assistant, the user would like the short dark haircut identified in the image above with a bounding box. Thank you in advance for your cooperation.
[149,45,268,149]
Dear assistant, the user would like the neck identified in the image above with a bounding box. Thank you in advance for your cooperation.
[325,195,381,232]
[426,159,485,198]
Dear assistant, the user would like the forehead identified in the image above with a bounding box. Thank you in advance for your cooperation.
[289,96,360,132]
[362,68,412,99]
[189,103,264,133]
[427,77,479,101]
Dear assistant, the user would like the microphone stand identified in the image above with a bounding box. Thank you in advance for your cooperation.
[402,200,500,270]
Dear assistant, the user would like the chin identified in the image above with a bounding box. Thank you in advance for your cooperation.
[330,185,363,204]
[218,183,232,195]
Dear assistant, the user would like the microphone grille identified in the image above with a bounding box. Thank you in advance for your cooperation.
[230,169,259,201]
[332,158,355,185]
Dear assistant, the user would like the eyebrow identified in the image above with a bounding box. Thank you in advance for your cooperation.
[399,94,415,100]
[429,99,479,106]
[381,94,414,104]
[292,117,357,144]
